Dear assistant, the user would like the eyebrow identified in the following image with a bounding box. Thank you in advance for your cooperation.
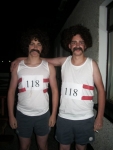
[71,40,84,42]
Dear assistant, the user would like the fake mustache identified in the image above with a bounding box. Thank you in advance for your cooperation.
[30,49,41,54]
[73,47,83,52]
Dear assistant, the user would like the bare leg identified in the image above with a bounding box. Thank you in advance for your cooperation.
[60,144,70,150]
[36,134,48,150]
[19,136,31,150]
[76,144,87,150]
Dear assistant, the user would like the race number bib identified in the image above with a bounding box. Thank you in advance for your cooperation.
[61,82,82,100]
[21,75,43,91]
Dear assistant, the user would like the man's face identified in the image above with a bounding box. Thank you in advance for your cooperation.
[28,39,42,56]
[69,34,86,56]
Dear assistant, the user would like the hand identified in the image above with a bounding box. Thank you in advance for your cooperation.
[9,116,17,129]
[10,58,23,72]
[48,115,56,127]
[94,117,103,131]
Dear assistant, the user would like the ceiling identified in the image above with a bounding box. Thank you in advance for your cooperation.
[14,0,79,39]
[1,0,80,58]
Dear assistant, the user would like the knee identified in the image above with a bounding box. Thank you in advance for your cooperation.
[38,143,48,150]
[19,144,30,150]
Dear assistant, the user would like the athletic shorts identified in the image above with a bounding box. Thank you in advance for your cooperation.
[55,116,95,145]
[16,110,50,138]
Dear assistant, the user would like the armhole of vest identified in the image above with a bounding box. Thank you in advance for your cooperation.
[46,61,50,74]
[62,56,71,69]
[17,63,20,73]
[17,60,22,73]
[90,59,93,74]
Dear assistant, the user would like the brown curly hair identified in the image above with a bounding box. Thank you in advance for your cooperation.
[20,28,50,57]
[60,24,92,52]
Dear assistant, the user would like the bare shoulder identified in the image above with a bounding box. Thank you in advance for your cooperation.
[92,59,97,64]
[92,59,99,70]
[11,63,19,75]
[92,59,102,77]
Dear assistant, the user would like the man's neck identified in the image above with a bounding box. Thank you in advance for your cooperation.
[24,56,42,67]
[71,55,87,66]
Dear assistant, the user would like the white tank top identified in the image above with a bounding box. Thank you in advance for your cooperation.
[17,60,50,116]
[59,56,94,120]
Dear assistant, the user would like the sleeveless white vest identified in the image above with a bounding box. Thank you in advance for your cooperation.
[59,56,94,120]
[17,60,50,116]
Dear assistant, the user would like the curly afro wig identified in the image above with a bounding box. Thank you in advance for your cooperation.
[60,24,92,52]
[20,28,50,57]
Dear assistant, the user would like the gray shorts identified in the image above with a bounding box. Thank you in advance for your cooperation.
[55,116,95,145]
[16,110,50,138]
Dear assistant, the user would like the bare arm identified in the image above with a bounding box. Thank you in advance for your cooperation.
[10,57,27,72]
[48,63,59,127]
[10,56,61,86]
[10,56,67,72]
[7,65,18,129]
[42,57,67,66]
[93,60,105,131]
